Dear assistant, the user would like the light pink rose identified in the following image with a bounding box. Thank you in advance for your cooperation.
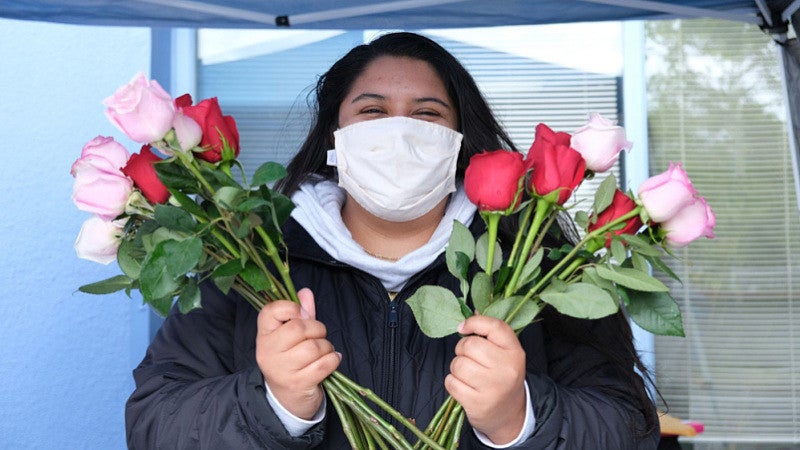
[71,137,134,220]
[103,72,175,143]
[172,111,202,152]
[74,216,127,265]
[570,112,633,172]
[637,162,698,223]
[662,196,716,247]
[79,135,130,169]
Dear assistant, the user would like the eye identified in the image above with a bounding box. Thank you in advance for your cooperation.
[360,106,386,115]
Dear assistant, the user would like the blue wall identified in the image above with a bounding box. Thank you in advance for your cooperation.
[0,18,152,449]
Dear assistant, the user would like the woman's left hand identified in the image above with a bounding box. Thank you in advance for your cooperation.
[445,315,527,445]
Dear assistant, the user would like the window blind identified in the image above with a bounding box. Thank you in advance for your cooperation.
[646,19,800,446]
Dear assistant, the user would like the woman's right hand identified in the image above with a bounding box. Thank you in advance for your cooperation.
[256,288,341,420]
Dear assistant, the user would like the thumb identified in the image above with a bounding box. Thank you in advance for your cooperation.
[297,287,316,320]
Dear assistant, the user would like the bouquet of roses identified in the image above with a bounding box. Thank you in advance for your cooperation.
[71,72,446,449]
[406,114,716,448]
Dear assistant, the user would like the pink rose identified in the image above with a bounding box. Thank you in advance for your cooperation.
[71,137,133,220]
[662,196,716,248]
[570,112,632,172]
[464,150,526,211]
[103,72,175,143]
[74,216,127,265]
[637,163,698,223]
[79,135,130,169]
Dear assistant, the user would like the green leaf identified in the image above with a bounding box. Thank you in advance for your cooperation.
[624,289,685,337]
[483,296,543,332]
[213,275,235,294]
[240,262,273,293]
[470,271,493,314]
[631,252,650,272]
[148,294,174,317]
[169,189,207,219]
[78,275,132,295]
[618,233,661,256]
[540,282,619,319]
[177,277,202,313]
[252,162,288,186]
[595,265,669,292]
[406,285,468,338]
[237,197,270,213]
[581,266,617,294]
[446,221,475,279]
[139,243,182,301]
[646,254,682,282]
[610,238,627,264]
[154,204,197,233]
[162,238,203,279]
[212,259,243,277]
[518,248,544,288]
[213,186,243,209]
[574,210,590,229]
[154,161,199,191]
[476,233,502,274]
[117,238,144,279]
[593,174,617,215]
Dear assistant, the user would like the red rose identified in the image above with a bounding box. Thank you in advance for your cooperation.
[121,145,170,204]
[179,96,240,163]
[525,123,585,205]
[464,150,526,211]
[588,189,643,247]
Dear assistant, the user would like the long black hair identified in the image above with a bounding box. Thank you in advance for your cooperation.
[276,31,516,195]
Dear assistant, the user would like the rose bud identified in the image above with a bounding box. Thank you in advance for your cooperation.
[74,216,127,265]
[121,145,171,204]
[525,124,585,205]
[570,112,632,172]
[103,72,176,144]
[179,97,240,163]
[637,162,698,223]
[588,189,644,247]
[464,150,526,212]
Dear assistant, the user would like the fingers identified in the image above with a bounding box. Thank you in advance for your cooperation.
[298,287,316,319]
[457,315,519,350]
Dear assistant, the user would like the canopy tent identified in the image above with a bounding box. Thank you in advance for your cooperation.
[0,0,790,30]
[4,1,800,203]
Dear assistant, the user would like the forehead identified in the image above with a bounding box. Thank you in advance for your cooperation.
[346,56,449,98]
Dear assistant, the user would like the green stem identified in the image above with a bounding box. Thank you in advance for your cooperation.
[503,198,553,298]
[483,212,502,280]
[326,382,364,449]
[504,206,642,324]
[255,226,299,304]
[330,372,445,450]
[325,376,415,450]
[505,202,534,270]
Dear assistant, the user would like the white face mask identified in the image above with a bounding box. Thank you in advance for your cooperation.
[328,116,463,222]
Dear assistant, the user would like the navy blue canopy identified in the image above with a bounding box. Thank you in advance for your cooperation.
[0,0,792,31]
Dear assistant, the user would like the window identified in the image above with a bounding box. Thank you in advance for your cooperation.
[196,25,625,198]
[646,18,800,446]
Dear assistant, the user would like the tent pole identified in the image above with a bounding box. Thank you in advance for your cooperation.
[778,14,800,214]
[579,0,759,24]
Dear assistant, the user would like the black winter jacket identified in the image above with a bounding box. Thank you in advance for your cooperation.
[126,217,659,449]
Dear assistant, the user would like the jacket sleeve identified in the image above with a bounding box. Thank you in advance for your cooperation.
[125,283,326,449]
[462,311,660,450]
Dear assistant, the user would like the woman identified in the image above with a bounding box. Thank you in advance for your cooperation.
[126,32,659,448]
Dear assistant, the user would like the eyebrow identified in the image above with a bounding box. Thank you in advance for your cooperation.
[350,93,451,109]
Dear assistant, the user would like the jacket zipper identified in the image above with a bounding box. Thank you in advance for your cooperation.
[383,299,399,420]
